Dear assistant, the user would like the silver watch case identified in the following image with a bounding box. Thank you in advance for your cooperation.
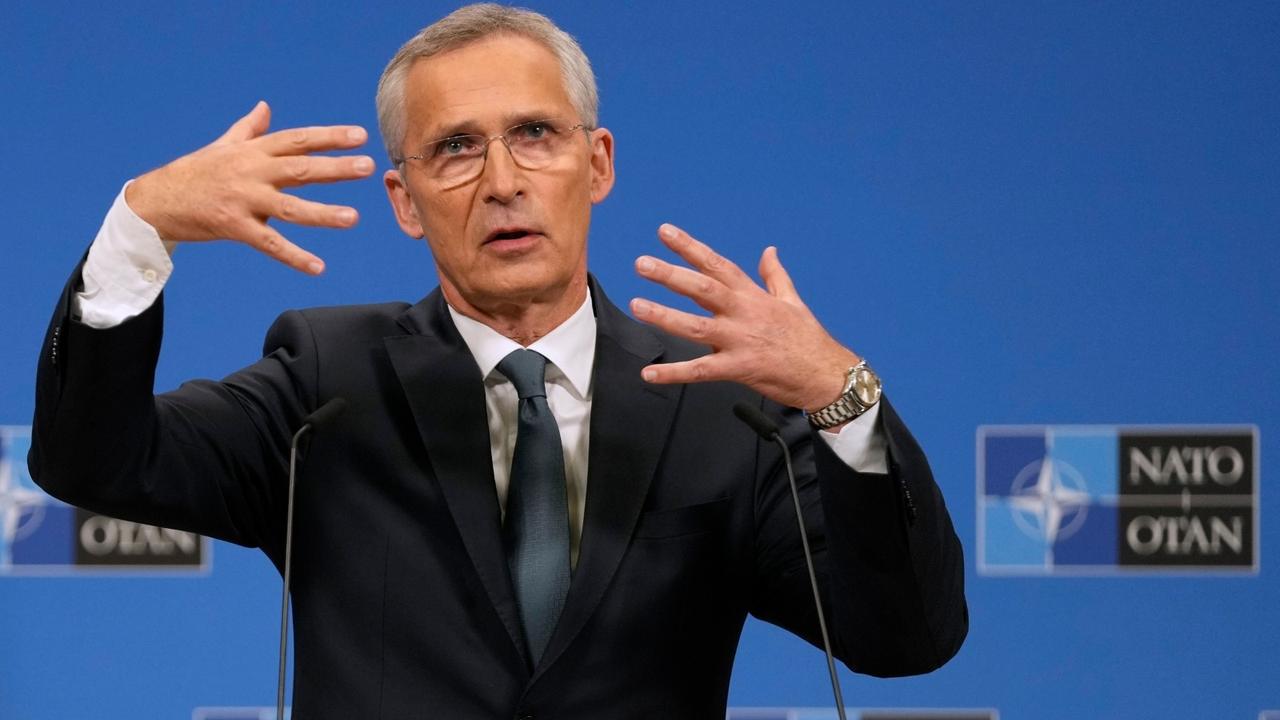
[807,361,882,429]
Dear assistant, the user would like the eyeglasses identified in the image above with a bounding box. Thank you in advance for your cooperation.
[394,119,589,186]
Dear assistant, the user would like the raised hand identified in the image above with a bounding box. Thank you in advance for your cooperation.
[124,101,375,275]
[631,223,861,414]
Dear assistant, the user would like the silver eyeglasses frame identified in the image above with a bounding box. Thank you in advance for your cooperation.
[392,118,590,186]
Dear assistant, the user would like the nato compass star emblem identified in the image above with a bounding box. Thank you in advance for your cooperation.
[1006,455,1091,552]
[979,426,1114,573]
[0,438,48,570]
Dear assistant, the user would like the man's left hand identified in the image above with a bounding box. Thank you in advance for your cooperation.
[631,223,861,414]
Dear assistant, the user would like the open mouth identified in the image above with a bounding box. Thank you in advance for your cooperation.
[485,227,541,244]
[492,230,533,241]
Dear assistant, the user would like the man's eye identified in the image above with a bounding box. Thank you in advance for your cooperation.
[435,137,475,157]
[514,122,552,141]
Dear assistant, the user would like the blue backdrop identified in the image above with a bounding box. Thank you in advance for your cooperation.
[2,2,1277,718]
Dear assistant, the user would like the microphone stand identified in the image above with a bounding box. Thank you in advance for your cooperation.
[277,398,346,720]
[734,402,847,720]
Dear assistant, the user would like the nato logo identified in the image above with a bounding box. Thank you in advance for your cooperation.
[978,425,1257,575]
[1,425,209,575]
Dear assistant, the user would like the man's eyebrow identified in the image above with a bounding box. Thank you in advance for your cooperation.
[421,120,481,141]
[502,110,562,127]
[422,111,567,140]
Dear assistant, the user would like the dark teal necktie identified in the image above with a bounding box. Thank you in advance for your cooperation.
[496,349,571,666]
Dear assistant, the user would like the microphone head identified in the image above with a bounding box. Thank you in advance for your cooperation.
[303,397,348,430]
[733,402,781,440]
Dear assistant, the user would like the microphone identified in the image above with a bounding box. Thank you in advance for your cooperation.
[277,397,347,719]
[302,397,348,429]
[732,402,780,439]
[732,402,848,720]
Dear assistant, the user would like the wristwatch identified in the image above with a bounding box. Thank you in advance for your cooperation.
[806,360,882,429]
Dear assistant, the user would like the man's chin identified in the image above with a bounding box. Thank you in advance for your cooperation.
[468,270,576,307]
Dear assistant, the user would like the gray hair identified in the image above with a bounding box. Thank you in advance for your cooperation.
[375,3,599,162]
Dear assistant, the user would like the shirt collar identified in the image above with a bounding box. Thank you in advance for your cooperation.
[446,293,596,399]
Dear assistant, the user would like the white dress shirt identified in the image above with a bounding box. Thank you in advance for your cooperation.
[448,296,596,565]
[73,184,890,566]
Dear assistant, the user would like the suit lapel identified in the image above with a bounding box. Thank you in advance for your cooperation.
[531,280,682,681]
[383,290,529,667]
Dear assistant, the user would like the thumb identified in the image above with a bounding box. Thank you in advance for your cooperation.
[759,246,800,302]
[212,100,271,146]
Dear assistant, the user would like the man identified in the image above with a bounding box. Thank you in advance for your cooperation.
[30,4,966,718]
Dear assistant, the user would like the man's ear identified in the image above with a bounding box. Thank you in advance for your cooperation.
[588,128,616,204]
[384,168,425,238]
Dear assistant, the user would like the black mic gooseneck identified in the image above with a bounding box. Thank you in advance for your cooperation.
[277,397,347,720]
[732,402,848,720]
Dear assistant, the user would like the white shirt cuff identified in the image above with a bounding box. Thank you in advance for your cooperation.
[817,402,889,474]
[74,181,176,329]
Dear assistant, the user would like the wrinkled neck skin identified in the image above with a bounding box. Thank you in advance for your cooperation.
[439,269,589,347]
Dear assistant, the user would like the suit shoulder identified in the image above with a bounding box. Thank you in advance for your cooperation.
[293,301,413,329]
[261,301,413,349]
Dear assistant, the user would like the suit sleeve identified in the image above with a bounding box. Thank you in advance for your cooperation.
[748,397,968,677]
[28,259,319,568]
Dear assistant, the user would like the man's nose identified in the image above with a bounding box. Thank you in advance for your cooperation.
[479,137,522,204]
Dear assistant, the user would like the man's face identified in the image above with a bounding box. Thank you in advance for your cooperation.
[384,34,614,314]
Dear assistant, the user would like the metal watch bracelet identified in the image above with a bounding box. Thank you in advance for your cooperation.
[806,361,878,429]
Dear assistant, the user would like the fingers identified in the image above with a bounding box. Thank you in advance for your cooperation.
[267,154,377,187]
[260,191,361,230]
[214,100,271,146]
[633,225,839,404]
[657,223,754,289]
[211,103,368,165]
[257,125,369,156]
[759,246,800,303]
[639,356,728,385]
[237,221,325,276]
[634,255,734,313]
[630,297,724,346]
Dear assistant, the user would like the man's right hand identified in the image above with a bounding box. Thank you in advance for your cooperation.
[124,101,375,275]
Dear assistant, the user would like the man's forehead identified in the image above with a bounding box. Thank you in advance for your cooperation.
[402,34,574,138]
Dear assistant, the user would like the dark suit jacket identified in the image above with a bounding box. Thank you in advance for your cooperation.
[30,268,967,719]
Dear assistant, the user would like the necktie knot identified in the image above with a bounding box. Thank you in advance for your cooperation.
[497,349,550,400]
